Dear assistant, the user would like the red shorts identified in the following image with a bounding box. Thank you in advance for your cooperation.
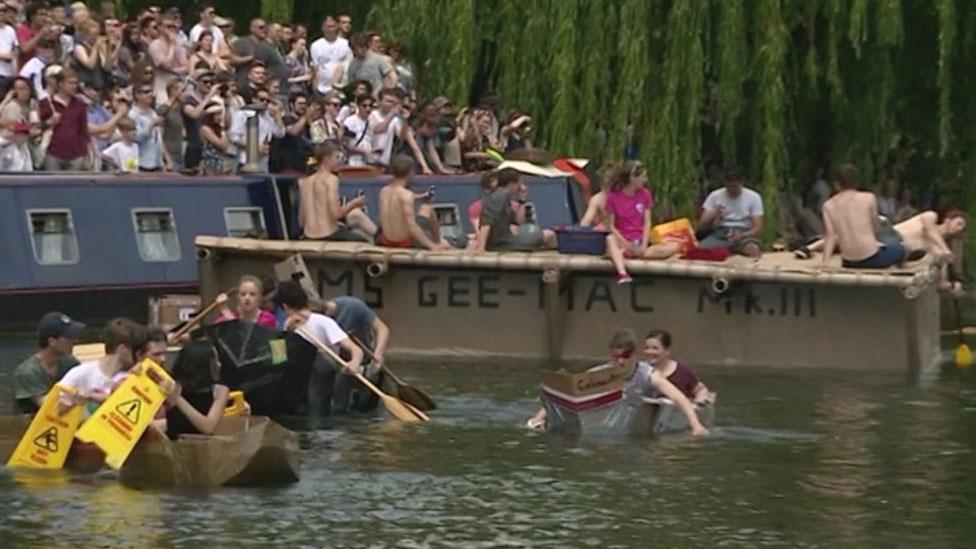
[377,233,414,248]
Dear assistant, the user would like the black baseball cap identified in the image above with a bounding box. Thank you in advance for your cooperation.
[37,312,85,341]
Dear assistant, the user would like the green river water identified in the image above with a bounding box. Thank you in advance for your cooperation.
[1,338,975,547]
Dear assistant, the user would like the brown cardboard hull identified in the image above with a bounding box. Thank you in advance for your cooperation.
[118,416,300,489]
[196,238,942,373]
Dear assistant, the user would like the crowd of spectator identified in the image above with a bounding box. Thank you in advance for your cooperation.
[0,1,536,174]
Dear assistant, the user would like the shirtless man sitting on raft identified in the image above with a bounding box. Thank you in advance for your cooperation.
[376,155,450,250]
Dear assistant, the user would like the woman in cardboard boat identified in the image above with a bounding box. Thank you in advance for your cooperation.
[643,330,715,406]
[528,330,709,437]
[164,341,232,439]
[215,275,278,330]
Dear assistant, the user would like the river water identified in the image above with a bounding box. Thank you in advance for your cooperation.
[1,338,975,547]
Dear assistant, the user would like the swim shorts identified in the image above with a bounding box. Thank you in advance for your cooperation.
[842,243,907,269]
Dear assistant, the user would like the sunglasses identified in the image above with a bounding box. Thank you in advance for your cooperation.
[326,101,341,107]
[256,97,270,103]
[199,79,214,85]
[359,103,374,109]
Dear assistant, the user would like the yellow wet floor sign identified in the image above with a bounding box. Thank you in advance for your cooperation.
[7,384,84,469]
[74,358,173,470]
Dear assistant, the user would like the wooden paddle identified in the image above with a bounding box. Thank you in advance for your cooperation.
[168,292,230,343]
[350,334,437,411]
[953,296,973,368]
[296,327,429,422]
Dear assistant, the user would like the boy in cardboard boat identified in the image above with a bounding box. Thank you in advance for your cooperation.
[58,319,147,415]
[12,312,84,414]
[276,281,367,416]
[527,330,709,436]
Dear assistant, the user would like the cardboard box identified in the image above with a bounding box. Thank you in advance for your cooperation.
[540,364,629,397]
[274,254,320,300]
[149,295,201,331]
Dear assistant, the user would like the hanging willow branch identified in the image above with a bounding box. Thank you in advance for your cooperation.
[752,0,788,240]
[716,0,747,164]
[936,0,956,157]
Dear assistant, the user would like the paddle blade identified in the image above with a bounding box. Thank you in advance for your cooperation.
[955,343,973,368]
[380,394,428,422]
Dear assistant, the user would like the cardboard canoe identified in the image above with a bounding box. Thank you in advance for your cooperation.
[118,416,300,489]
[539,366,715,436]
[0,415,105,473]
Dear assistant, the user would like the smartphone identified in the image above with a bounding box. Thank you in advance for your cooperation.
[424,185,436,201]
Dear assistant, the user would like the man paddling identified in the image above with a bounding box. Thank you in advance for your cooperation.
[321,295,391,413]
[12,312,84,414]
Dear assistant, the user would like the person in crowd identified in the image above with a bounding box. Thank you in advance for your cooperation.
[337,14,352,39]
[603,160,681,284]
[414,115,454,174]
[180,67,221,172]
[198,102,237,175]
[476,167,556,251]
[16,2,53,67]
[386,39,414,97]
[216,275,278,329]
[377,155,449,250]
[215,16,237,49]
[294,24,308,42]
[164,340,231,439]
[85,84,129,161]
[310,92,342,143]
[526,330,710,436]
[342,93,376,166]
[500,110,533,153]
[189,4,223,54]
[38,69,90,170]
[820,163,906,269]
[696,166,764,257]
[238,59,266,104]
[643,330,715,405]
[461,108,500,172]
[276,24,293,55]
[137,14,159,53]
[159,80,186,171]
[114,23,144,87]
[148,15,188,104]
[187,30,228,72]
[370,86,405,169]
[310,15,350,97]
[0,1,19,96]
[298,141,376,241]
[100,116,139,172]
[228,86,284,171]
[579,185,608,230]
[346,32,395,98]
[70,19,108,91]
[19,37,53,99]
[129,83,168,171]
[59,318,147,414]
[231,18,287,90]
[273,91,313,174]
[284,36,310,97]
[12,311,84,414]
[0,75,34,128]
[165,7,189,47]
[0,119,33,171]
[130,53,155,90]
[877,176,898,220]
[276,280,365,415]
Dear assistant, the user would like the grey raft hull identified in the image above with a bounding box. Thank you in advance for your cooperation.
[539,387,715,436]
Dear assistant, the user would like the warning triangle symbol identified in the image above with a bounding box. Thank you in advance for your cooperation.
[34,426,58,452]
[116,399,142,424]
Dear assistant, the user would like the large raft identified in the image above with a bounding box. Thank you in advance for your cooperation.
[196,237,942,373]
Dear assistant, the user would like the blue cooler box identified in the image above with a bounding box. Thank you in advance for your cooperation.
[555,226,608,255]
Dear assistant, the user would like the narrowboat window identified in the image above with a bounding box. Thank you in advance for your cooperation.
[524,202,538,225]
[224,207,267,238]
[27,209,79,265]
[132,209,180,262]
[433,204,459,227]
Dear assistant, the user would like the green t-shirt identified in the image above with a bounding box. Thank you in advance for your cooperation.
[12,354,79,413]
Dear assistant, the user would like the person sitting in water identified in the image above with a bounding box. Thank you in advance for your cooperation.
[164,340,232,440]
[643,330,714,405]
[527,330,709,437]
[475,167,557,252]
[276,281,366,415]
[215,274,278,329]
[376,154,450,250]
[820,163,906,269]
[796,209,967,289]
[603,160,681,284]
[298,141,377,242]
[12,312,84,414]
[696,167,764,257]
[59,318,148,414]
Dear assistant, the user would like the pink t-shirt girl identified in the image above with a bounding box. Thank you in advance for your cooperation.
[605,187,654,242]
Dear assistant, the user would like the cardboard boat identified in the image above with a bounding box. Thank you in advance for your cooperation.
[0,415,105,473]
[539,366,715,436]
[118,416,300,489]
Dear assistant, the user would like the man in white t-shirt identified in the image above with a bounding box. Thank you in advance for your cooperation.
[59,318,147,414]
[0,2,20,93]
[309,16,350,96]
[189,4,224,54]
[342,94,376,166]
[369,87,404,168]
[696,166,764,257]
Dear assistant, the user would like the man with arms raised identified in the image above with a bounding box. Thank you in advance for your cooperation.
[298,141,376,241]
[377,154,449,250]
[821,163,906,269]
[12,312,83,414]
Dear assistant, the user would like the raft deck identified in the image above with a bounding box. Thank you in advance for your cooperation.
[196,237,941,373]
